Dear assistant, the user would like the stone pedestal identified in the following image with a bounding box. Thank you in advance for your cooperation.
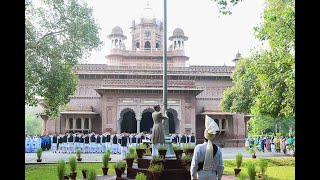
[127,156,189,180]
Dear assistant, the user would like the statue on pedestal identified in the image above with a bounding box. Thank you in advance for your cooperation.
[151,104,168,157]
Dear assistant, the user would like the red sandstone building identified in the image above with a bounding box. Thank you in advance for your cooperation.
[45,4,249,146]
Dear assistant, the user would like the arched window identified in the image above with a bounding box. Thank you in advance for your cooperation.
[115,39,118,48]
[156,42,160,49]
[136,42,140,48]
[141,112,153,133]
[69,118,73,129]
[76,118,81,129]
[144,41,151,50]
[84,118,89,129]
[119,40,122,48]
[178,41,181,48]
[174,41,177,49]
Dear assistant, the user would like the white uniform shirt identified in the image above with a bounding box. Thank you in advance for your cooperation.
[190,142,224,179]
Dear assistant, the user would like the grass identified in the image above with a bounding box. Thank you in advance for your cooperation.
[25,157,295,180]
[224,157,295,180]
[25,162,116,180]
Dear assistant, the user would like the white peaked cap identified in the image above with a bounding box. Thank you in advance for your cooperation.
[205,115,219,134]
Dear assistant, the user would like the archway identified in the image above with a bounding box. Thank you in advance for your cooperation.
[144,41,151,49]
[141,111,153,133]
[167,112,175,133]
[121,111,137,133]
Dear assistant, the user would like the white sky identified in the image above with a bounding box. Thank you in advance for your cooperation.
[83,0,266,66]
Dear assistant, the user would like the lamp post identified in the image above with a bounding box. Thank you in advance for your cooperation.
[163,0,176,159]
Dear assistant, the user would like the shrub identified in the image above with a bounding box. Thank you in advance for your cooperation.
[76,148,81,159]
[135,172,147,180]
[148,164,164,173]
[129,147,135,155]
[259,158,268,175]
[276,133,281,137]
[144,147,151,156]
[87,168,97,180]
[247,162,256,180]
[102,151,110,168]
[114,161,126,169]
[172,144,182,150]
[157,144,166,150]
[126,152,135,159]
[182,144,195,151]
[36,148,43,159]
[57,160,66,180]
[150,155,163,164]
[181,154,192,161]
[236,172,247,180]
[68,156,77,173]
[235,153,243,169]
[136,144,147,149]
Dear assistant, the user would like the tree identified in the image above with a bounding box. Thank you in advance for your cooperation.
[25,115,42,135]
[211,0,244,15]
[25,0,102,117]
[221,0,295,119]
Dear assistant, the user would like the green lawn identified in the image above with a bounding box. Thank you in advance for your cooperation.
[25,157,295,180]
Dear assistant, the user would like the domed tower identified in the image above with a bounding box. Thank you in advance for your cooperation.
[232,51,242,65]
[107,26,127,49]
[169,28,188,50]
[130,1,163,50]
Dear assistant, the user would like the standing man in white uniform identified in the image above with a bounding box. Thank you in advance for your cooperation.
[190,115,224,180]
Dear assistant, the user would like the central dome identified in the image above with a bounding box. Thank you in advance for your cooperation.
[141,1,155,19]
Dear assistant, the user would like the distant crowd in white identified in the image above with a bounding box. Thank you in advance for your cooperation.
[25,132,196,159]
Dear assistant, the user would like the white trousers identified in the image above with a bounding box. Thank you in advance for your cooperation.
[196,170,217,180]
[51,143,57,152]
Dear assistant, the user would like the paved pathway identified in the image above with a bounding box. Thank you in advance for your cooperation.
[25,147,291,164]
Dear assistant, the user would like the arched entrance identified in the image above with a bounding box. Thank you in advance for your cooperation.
[121,111,137,133]
[167,112,175,133]
[141,111,153,133]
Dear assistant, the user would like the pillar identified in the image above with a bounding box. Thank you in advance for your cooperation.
[66,118,70,130]
[89,118,92,132]
[225,119,229,130]
[81,118,84,130]
[73,119,76,130]
[219,119,222,129]
[137,119,141,133]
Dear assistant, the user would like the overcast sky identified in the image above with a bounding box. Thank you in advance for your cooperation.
[83,0,266,66]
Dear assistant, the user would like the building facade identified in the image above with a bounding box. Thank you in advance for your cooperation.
[44,4,248,147]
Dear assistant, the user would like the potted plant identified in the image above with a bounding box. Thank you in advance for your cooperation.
[246,147,257,159]
[114,161,126,178]
[106,149,112,161]
[68,156,77,180]
[181,154,192,170]
[135,172,147,180]
[183,144,195,156]
[234,153,243,176]
[87,169,97,180]
[57,159,66,180]
[247,162,256,180]
[148,164,164,180]
[125,147,136,168]
[36,148,43,162]
[144,146,151,156]
[257,158,268,179]
[76,148,82,161]
[173,144,183,160]
[136,144,147,158]
[157,144,167,159]
[102,150,110,175]
[150,155,164,166]
[81,169,87,179]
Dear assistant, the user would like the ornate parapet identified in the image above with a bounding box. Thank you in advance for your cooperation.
[66,105,94,112]
[102,79,196,88]
[202,106,222,112]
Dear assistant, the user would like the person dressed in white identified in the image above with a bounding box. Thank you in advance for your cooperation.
[190,115,224,180]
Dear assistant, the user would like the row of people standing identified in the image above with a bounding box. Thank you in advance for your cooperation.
[245,135,295,155]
